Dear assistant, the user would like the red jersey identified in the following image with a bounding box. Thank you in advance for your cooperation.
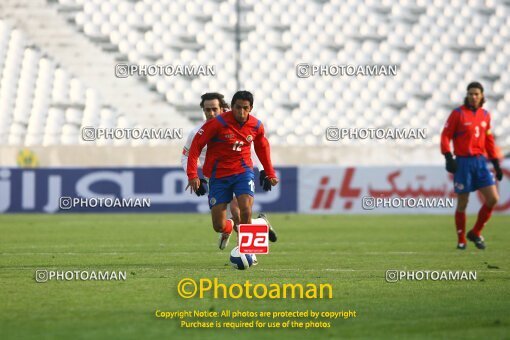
[440,105,497,159]
[187,111,276,179]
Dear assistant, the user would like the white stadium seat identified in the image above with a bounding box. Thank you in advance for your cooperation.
[1,0,510,146]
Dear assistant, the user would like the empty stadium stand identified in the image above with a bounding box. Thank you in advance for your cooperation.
[0,0,509,148]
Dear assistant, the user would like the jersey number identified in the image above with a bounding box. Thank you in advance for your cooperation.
[474,126,480,138]
[232,141,244,151]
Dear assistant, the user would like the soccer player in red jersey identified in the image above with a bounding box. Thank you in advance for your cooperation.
[441,82,503,250]
[186,91,279,249]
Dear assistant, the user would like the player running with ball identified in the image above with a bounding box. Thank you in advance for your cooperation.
[441,82,503,250]
[186,91,279,250]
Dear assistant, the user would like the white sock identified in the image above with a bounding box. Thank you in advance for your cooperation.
[251,218,267,225]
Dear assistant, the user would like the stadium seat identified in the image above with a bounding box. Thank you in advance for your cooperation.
[1,0,510,147]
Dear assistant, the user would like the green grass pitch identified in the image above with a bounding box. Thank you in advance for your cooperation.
[1,214,509,339]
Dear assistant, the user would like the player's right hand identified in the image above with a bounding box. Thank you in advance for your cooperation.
[444,152,457,173]
[195,178,208,196]
[186,177,201,194]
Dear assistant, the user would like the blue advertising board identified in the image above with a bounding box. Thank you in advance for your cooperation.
[0,167,297,213]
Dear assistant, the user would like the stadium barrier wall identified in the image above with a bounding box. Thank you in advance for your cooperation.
[1,162,508,214]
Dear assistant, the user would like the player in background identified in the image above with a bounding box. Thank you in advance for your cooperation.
[441,82,503,250]
[181,93,235,212]
[183,91,277,249]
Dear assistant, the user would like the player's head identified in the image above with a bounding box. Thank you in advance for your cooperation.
[464,82,485,109]
[200,92,229,120]
[231,91,253,124]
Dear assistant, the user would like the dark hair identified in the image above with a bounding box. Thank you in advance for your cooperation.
[231,91,253,108]
[467,81,484,92]
[464,81,485,107]
[200,92,229,109]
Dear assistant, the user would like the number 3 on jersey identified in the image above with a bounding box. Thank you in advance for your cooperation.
[232,140,243,151]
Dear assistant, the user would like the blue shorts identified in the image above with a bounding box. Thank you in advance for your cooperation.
[207,171,255,208]
[453,156,495,193]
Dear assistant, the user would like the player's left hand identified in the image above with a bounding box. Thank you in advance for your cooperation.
[195,178,208,196]
[259,170,272,191]
[491,159,503,181]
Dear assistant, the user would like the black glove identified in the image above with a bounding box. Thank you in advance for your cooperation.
[491,159,503,181]
[444,152,457,173]
[259,170,272,191]
[195,178,208,196]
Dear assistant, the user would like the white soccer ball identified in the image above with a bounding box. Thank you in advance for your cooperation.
[229,246,256,270]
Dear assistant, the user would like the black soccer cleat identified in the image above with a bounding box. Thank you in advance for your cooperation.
[457,243,466,250]
[258,213,277,242]
[467,230,486,250]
